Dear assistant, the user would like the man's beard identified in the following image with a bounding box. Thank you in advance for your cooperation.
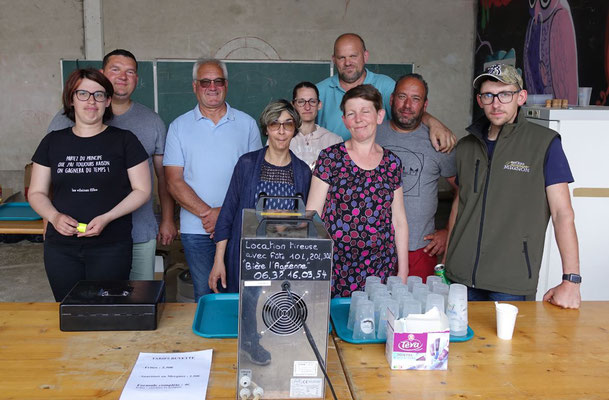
[391,108,423,131]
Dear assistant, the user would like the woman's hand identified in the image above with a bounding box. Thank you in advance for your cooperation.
[50,212,79,236]
[77,214,111,237]
[208,260,227,293]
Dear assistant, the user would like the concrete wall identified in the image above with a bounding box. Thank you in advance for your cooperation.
[0,0,476,180]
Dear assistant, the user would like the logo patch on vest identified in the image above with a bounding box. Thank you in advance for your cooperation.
[503,161,530,173]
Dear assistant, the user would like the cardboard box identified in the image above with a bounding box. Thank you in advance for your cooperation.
[385,308,450,370]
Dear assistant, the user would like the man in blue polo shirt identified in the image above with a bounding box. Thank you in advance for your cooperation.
[317,33,456,151]
[164,58,262,301]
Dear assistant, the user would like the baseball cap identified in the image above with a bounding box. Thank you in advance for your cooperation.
[473,64,523,91]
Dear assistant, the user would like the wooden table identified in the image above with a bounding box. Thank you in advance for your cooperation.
[334,301,609,400]
[0,219,44,234]
[0,303,351,399]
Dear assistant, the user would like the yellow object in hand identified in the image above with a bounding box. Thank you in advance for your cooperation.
[77,223,87,233]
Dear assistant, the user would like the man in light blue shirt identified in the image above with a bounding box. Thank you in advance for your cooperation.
[317,33,456,151]
[164,58,262,301]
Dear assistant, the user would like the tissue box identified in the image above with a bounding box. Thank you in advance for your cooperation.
[385,308,450,370]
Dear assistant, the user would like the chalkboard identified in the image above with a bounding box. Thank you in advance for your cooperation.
[61,59,414,129]
[156,60,331,127]
[60,60,155,110]
[240,238,332,281]
[367,63,414,82]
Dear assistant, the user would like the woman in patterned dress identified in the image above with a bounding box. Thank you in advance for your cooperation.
[307,84,408,298]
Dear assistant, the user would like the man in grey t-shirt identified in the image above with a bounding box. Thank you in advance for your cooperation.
[376,73,458,281]
[47,49,177,280]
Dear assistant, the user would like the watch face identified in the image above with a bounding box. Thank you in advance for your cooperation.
[564,274,582,283]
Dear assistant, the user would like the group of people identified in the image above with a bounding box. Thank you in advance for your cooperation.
[30,33,580,310]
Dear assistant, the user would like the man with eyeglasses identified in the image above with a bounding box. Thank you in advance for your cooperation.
[375,74,458,281]
[444,64,581,308]
[47,49,177,281]
[316,33,457,153]
[163,58,261,301]
[289,81,342,169]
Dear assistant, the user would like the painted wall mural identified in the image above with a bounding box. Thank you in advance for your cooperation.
[476,0,608,110]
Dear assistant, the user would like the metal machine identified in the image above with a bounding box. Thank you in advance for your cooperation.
[237,197,333,399]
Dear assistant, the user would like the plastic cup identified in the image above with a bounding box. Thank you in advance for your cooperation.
[578,87,592,106]
[412,283,429,309]
[347,291,368,330]
[391,285,409,302]
[352,299,376,341]
[407,276,422,292]
[425,293,445,313]
[367,282,385,298]
[365,276,381,293]
[447,283,468,337]
[377,299,399,340]
[426,275,442,289]
[387,276,403,292]
[496,302,519,340]
[400,298,422,318]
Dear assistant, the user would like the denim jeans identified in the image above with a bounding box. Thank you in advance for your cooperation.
[181,233,216,301]
[467,287,526,302]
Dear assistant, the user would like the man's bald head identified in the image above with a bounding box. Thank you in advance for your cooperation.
[333,33,366,55]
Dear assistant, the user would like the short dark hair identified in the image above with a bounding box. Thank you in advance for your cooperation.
[62,68,114,123]
[259,99,302,136]
[395,73,429,101]
[340,84,383,114]
[292,81,319,101]
[102,49,138,71]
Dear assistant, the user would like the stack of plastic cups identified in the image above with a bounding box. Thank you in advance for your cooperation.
[407,276,423,292]
[400,297,422,318]
[391,284,409,302]
[353,299,376,340]
[425,293,445,313]
[412,282,429,310]
[432,282,450,309]
[446,283,468,337]
[366,282,384,299]
[365,276,381,295]
[386,276,403,293]
[377,299,399,340]
[348,291,369,330]
[370,284,389,301]
[426,275,442,291]
[373,291,392,329]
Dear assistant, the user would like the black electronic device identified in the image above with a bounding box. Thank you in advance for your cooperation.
[59,280,165,331]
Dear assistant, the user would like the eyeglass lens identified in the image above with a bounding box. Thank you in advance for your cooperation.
[479,91,518,105]
[74,90,107,102]
[198,78,226,88]
[294,99,319,107]
[268,120,295,131]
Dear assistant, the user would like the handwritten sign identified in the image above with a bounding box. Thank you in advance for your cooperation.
[240,239,332,281]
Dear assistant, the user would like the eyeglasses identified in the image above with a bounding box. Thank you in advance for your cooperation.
[478,90,520,105]
[197,78,226,88]
[74,90,108,102]
[268,120,295,132]
[293,98,319,107]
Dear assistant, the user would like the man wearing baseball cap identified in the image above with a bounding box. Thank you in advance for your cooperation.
[444,64,581,308]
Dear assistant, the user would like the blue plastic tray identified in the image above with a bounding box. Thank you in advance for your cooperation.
[192,292,332,339]
[0,202,41,221]
[330,297,474,344]
[192,293,239,338]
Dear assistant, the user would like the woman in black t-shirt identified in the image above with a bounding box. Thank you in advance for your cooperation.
[29,68,150,301]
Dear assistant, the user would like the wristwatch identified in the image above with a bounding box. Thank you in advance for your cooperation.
[562,273,582,284]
